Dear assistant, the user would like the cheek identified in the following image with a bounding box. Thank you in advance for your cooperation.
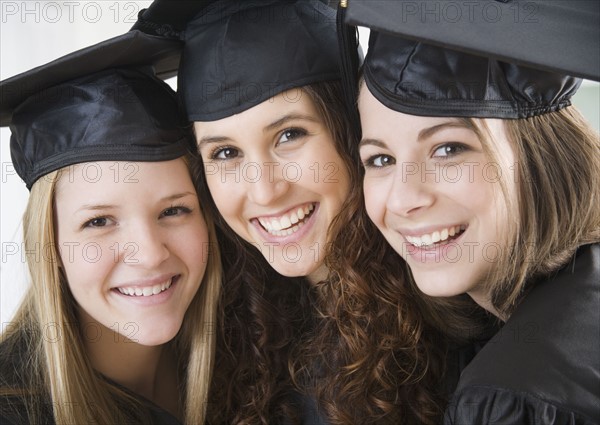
[442,163,495,207]
[315,164,350,207]
[306,145,351,204]
[59,242,114,293]
[176,222,210,270]
[205,173,241,217]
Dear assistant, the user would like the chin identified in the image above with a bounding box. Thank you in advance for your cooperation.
[270,260,318,279]
[133,324,182,346]
[412,274,467,298]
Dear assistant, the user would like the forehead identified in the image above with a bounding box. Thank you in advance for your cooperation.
[54,159,191,197]
[358,85,516,144]
[358,86,465,134]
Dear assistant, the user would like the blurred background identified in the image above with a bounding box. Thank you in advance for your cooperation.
[1,2,598,325]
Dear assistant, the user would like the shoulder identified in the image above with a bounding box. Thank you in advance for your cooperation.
[0,332,54,425]
[0,328,35,391]
[0,413,20,425]
[444,386,599,425]
[449,244,600,422]
[148,408,183,425]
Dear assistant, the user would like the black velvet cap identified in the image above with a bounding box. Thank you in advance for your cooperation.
[1,31,194,189]
[346,0,600,82]
[363,30,582,119]
[178,0,341,121]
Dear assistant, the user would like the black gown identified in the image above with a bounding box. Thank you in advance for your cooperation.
[0,337,182,425]
[444,244,600,425]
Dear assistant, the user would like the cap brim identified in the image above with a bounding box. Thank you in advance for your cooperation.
[131,0,220,33]
[0,30,182,127]
[346,0,600,81]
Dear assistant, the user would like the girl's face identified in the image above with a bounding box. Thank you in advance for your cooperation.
[55,158,208,346]
[358,86,516,307]
[195,89,350,281]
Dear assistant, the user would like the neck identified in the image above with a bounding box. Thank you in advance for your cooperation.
[307,263,329,284]
[79,311,179,408]
[467,289,507,322]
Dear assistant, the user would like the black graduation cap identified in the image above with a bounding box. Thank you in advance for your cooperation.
[131,0,220,37]
[177,0,342,121]
[362,31,582,119]
[0,30,194,189]
[345,0,600,82]
[1,30,184,126]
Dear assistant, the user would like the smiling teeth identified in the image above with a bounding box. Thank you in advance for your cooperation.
[117,278,172,297]
[406,225,465,248]
[258,203,315,236]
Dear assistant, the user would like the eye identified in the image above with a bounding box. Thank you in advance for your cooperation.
[211,146,239,160]
[83,216,112,229]
[277,128,307,145]
[432,143,469,159]
[363,154,396,168]
[160,205,192,218]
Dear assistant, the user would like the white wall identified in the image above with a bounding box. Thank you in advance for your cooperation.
[1,7,598,325]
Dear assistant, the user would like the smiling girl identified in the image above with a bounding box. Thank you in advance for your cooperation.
[357,30,600,423]
[0,34,221,425]
[171,0,469,423]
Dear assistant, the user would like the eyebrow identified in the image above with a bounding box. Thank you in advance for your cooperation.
[75,204,117,213]
[358,138,387,149]
[417,120,470,141]
[197,135,231,148]
[160,192,197,202]
[264,113,320,132]
[358,120,469,148]
[75,192,196,213]
[197,113,319,147]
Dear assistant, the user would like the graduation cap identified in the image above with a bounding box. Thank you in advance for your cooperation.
[345,0,600,82]
[177,0,342,121]
[131,0,220,36]
[361,32,582,119]
[1,30,184,126]
[338,0,586,119]
[0,30,194,189]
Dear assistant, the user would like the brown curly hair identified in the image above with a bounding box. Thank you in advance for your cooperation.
[292,83,479,424]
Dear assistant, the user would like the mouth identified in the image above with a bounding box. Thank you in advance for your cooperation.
[114,275,179,297]
[254,202,316,237]
[405,225,466,249]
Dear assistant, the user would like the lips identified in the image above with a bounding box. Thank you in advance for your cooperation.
[114,275,177,297]
[255,202,316,236]
[405,225,466,248]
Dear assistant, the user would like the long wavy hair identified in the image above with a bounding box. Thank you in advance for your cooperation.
[296,84,480,424]
[0,156,221,425]
[467,107,600,317]
[199,81,475,424]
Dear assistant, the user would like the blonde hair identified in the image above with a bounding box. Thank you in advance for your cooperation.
[1,160,221,424]
[470,106,600,316]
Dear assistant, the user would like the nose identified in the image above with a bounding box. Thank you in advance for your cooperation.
[385,164,435,217]
[245,162,290,206]
[121,223,169,269]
